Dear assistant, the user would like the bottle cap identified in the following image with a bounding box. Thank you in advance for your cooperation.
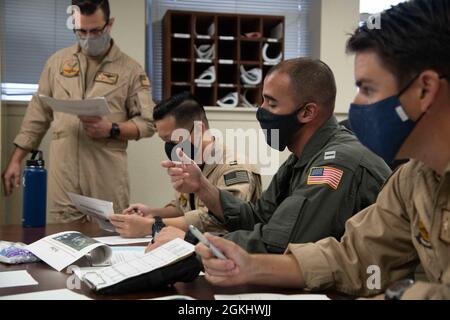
[26,150,45,168]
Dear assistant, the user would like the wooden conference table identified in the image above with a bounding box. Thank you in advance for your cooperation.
[0,222,348,300]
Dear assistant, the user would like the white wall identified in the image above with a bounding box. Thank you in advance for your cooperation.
[310,0,360,115]
[0,0,357,224]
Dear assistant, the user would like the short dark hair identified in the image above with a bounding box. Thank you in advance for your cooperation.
[72,0,110,22]
[153,92,209,129]
[347,0,450,88]
[267,58,337,113]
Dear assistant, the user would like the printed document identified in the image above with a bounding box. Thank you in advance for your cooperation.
[40,95,110,117]
[27,231,112,272]
[83,238,194,291]
[67,192,115,232]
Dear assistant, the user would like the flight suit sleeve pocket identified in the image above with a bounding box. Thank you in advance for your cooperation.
[262,195,307,251]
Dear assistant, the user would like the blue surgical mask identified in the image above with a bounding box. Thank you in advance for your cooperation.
[349,75,423,166]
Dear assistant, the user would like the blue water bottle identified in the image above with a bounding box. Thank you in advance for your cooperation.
[22,150,47,228]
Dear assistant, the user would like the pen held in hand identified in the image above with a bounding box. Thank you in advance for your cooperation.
[189,225,227,260]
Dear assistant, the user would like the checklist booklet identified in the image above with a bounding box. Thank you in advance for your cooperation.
[82,238,195,291]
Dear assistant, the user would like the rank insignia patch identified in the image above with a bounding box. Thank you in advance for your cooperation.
[307,166,343,190]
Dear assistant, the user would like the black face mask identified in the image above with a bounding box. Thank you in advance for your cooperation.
[164,139,198,162]
[256,106,304,151]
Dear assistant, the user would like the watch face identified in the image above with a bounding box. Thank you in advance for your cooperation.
[110,123,120,138]
[385,279,414,300]
[389,279,414,291]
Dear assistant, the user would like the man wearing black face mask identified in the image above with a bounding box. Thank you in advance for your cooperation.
[195,0,450,300]
[163,58,391,254]
[109,92,261,239]
[1,0,156,223]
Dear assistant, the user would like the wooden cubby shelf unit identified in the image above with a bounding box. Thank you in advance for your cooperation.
[163,10,285,108]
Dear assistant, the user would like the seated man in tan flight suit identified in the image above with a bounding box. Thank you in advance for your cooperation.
[109,92,262,238]
[1,0,155,223]
[195,0,450,300]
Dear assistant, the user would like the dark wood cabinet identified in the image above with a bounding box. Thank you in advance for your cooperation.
[163,10,285,108]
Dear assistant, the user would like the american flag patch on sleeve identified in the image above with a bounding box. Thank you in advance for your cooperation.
[307,167,344,190]
[224,170,250,186]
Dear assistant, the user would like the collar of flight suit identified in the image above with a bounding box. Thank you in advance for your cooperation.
[69,39,122,63]
[293,116,340,169]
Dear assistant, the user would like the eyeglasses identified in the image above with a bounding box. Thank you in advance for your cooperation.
[73,21,109,38]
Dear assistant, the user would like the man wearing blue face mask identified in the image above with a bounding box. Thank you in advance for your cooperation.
[195,0,450,300]
[1,0,156,223]
[109,92,261,239]
[163,58,391,254]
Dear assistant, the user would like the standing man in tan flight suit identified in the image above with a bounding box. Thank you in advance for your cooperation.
[195,0,450,300]
[109,92,262,239]
[1,0,155,223]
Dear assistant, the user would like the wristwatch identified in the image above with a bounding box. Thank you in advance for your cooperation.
[109,122,120,139]
[151,216,166,244]
[385,279,414,300]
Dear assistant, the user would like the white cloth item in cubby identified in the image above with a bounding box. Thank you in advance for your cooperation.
[240,66,262,85]
[195,22,215,38]
[195,44,215,59]
[239,90,258,108]
[217,92,239,108]
[262,43,282,64]
[195,66,216,84]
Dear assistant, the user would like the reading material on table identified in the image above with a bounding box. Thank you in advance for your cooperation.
[214,293,331,300]
[93,236,152,246]
[67,192,115,232]
[82,238,194,291]
[0,270,38,289]
[39,95,110,117]
[73,246,147,279]
[26,231,112,272]
[0,289,92,300]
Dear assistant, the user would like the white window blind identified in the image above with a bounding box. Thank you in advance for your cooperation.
[0,0,75,86]
[149,0,311,101]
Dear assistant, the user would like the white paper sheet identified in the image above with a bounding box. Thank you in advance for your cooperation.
[27,231,112,272]
[93,236,152,246]
[39,95,110,117]
[214,293,330,300]
[83,238,194,290]
[0,270,38,289]
[67,192,115,232]
[0,289,92,300]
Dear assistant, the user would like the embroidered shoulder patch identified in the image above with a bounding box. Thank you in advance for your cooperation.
[224,170,250,186]
[95,71,119,85]
[140,74,150,87]
[307,166,344,190]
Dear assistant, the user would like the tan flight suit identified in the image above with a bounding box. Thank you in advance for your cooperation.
[287,160,450,299]
[166,144,262,233]
[13,41,155,223]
